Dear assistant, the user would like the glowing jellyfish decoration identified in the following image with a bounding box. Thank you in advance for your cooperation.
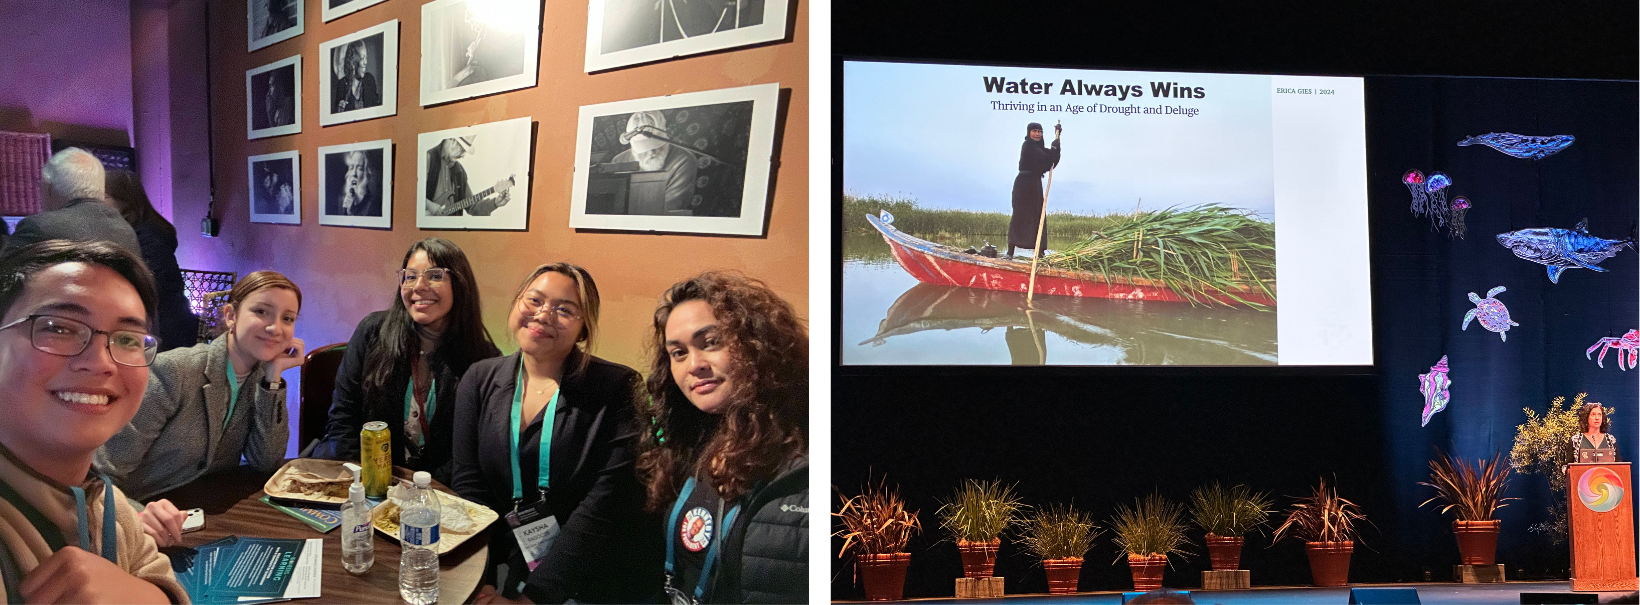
[1449,197,1470,239]
[1458,132,1575,160]
[1403,169,1428,215]
[1425,172,1451,227]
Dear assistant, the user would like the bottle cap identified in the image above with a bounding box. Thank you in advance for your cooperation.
[414,471,432,487]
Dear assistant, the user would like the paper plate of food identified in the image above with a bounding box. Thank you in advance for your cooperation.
[263,458,355,504]
[370,482,498,555]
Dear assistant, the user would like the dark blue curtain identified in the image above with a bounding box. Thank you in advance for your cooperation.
[1369,76,1638,578]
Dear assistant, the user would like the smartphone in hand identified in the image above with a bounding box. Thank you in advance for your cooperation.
[182,508,205,533]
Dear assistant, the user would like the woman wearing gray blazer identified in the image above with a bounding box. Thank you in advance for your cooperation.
[95,271,307,544]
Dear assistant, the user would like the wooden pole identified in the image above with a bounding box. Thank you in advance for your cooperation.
[1026,121,1060,306]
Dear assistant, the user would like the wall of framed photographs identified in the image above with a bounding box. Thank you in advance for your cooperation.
[190,0,807,412]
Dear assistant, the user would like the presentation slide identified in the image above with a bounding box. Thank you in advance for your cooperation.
[841,60,1371,366]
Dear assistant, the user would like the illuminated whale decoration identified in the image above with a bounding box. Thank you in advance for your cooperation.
[1458,132,1575,160]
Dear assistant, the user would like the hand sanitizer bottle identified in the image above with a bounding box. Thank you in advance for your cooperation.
[341,462,374,574]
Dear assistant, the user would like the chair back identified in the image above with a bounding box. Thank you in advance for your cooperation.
[299,343,347,455]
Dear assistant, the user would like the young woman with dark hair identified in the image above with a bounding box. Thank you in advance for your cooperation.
[635,271,807,604]
[314,238,500,485]
[104,169,198,352]
[0,240,186,603]
[453,263,661,604]
[1574,401,1618,463]
[97,270,306,546]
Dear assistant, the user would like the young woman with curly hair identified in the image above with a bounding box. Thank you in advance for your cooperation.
[635,272,807,604]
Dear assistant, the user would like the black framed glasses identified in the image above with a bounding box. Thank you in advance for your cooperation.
[517,295,581,322]
[0,314,158,367]
[398,268,450,288]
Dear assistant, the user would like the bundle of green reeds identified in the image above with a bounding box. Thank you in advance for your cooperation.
[1043,204,1276,310]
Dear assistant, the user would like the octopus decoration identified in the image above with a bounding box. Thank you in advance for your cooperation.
[1418,355,1452,427]
[1402,169,1468,238]
[1587,329,1640,370]
[1463,285,1518,342]
[1458,132,1576,160]
[1496,219,1635,284]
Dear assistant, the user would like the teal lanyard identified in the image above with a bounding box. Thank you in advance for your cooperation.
[509,364,559,506]
[69,476,118,565]
[665,476,742,601]
[224,357,241,432]
[404,377,437,447]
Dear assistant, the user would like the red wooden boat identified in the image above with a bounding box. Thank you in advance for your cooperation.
[866,211,1276,307]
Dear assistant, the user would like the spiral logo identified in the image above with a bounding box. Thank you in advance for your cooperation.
[1578,467,1626,513]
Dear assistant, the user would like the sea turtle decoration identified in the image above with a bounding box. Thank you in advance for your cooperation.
[1463,285,1519,342]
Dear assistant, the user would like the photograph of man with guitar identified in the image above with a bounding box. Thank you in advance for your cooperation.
[423,135,516,217]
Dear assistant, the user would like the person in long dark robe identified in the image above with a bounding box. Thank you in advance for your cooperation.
[1008,122,1061,258]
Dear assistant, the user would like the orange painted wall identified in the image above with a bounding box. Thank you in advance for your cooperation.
[186,0,806,382]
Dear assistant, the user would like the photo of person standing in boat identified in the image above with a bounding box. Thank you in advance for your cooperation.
[1009,121,1061,259]
[841,61,1282,366]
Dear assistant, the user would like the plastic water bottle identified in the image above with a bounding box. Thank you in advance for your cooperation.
[398,471,441,605]
[340,463,374,574]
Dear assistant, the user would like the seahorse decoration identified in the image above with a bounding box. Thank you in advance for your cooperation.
[1458,133,1575,160]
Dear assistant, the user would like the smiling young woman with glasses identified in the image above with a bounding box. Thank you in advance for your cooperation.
[312,238,499,486]
[449,262,663,604]
[96,270,306,548]
[0,240,188,604]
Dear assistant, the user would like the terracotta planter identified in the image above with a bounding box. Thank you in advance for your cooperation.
[1042,557,1084,594]
[1303,541,1354,587]
[957,538,1001,578]
[859,553,912,601]
[1453,520,1501,566]
[1127,553,1168,591]
[1205,534,1245,571]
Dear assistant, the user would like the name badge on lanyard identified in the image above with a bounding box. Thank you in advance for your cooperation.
[506,363,560,572]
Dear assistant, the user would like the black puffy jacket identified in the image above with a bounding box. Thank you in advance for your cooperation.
[710,460,808,603]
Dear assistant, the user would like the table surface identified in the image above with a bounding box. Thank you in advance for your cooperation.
[153,464,489,605]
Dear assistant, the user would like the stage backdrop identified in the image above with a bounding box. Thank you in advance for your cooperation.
[1369,76,1639,583]
[832,75,1638,598]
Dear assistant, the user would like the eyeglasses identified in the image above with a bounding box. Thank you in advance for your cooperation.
[398,268,450,288]
[0,314,158,367]
[517,295,581,322]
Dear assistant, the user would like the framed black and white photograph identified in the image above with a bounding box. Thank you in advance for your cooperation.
[570,83,778,235]
[248,0,304,51]
[585,0,788,72]
[319,20,399,126]
[415,117,532,230]
[248,150,301,225]
[419,0,540,106]
[323,0,389,22]
[246,55,302,139]
[317,139,393,228]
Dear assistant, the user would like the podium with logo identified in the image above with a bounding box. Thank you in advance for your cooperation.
[1568,463,1638,591]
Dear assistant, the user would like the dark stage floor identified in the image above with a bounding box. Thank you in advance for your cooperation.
[840,582,1639,604]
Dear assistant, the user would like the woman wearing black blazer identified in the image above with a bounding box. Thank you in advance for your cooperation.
[312,238,499,485]
[455,263,660,604]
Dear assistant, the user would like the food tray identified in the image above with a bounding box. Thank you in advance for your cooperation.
[262,458,354,505]
[370,491,498,555]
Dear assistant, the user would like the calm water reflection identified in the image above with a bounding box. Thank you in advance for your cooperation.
[842,231,1278,365]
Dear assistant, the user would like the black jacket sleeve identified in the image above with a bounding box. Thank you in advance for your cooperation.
[311,312,381,461]
[522,364,652,604]
[447,359,493,503]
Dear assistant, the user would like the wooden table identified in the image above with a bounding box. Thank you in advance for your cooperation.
[152,464,489,604]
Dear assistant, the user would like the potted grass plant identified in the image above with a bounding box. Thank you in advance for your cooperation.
[1020,504,1102,594]
[835,476,923,601]
[1188,482,1274,571]
[1419,450,1517,566]
[1272,478,1367,587]
[936,479,1028,579]
[1110,494,1190,591]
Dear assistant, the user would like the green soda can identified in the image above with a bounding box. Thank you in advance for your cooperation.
[361,421,391,498]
